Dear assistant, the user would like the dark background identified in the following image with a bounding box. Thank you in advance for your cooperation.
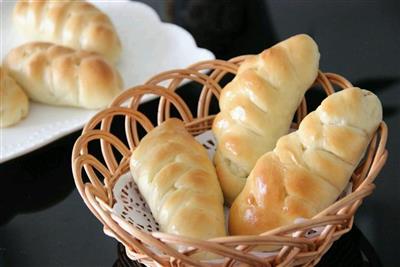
[1,1,399,266]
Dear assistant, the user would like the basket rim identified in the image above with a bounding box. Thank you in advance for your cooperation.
[71,57,388,267]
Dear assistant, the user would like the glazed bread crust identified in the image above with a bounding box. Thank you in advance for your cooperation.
[229,88,382,235]
[130,119,226,240]
[212,34,320,203]
[4,42,123,109]
[13,0,121,62]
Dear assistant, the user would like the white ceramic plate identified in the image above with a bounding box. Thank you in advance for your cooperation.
[0,0,214,163]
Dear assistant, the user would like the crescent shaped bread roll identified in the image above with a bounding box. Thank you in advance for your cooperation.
[0,67,29,127]
[3,42,123,109]
[229,88,382,235]
[130,119,226,240]
[13,0,121,63]
[212,34,320,203]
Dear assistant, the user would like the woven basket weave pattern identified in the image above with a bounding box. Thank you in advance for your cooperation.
[72,56,388,267]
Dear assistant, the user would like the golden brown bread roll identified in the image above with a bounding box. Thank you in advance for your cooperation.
[13,0,121,63]
[229,88,382,235]
[130,119,226,240]
[0,67,29,128]
[212,34,320,204]
[3,42,123,109]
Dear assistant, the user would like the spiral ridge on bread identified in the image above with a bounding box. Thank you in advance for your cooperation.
[212,34,320,203]
[4,42,123,109]
[13,0,121,62]
[130,119,226,240]
[229,88,382,235]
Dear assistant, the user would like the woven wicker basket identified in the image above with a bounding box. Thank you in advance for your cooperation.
[72,56,388,267]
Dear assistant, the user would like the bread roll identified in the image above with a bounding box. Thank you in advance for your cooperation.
[4,42,123,109]
[13,0,121,63]
[130,119,226,240]
[0,67,29,127]
[212,34,320,203]
[229,88,382,235]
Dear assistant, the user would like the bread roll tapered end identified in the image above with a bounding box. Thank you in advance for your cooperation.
[0,67,29,128]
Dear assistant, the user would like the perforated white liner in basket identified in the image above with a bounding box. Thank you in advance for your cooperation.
[111,130,353,261]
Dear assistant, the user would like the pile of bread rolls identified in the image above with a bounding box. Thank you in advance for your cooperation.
[129,34,383,242]
[1,0,123,128]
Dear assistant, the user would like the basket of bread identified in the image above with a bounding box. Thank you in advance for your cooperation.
[72,34,388,266]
